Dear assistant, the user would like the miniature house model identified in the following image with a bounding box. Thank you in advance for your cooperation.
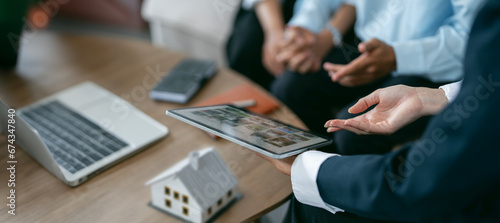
[146,147,238,223]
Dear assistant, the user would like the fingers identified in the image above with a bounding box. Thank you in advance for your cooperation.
[267,62,286,76]
[297,55,315,74]
[348,90,381,114]
[326,39,383,84]
[323,62,345,79]
[281,48,320,74]
[331,39,380,84]
[276,50,294,65]
[282,27,299,48]
[330,55,370,82]
[323,62,345,72]
[344,119,394,135]
[278,27,320,69]
[278,42,304,62]
[326,126,342,133]
[281,29,308,53]
[358,38,381,53]
[338,124,370,135]
[288,51,309,72]
[297,53,321,74]
[301,30,317,46]
[343,119,375,134]
[324,119,343,128]
[324,119,347,132]
[279,27,316,65]
[324,119,346,133]
[284,26,316,44]
[324,119,371,135]
[276,42,307,64]
[263,53,285,76]
[263,53,285,77]
[324,62,365,85]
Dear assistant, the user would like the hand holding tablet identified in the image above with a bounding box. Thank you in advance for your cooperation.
[166,105,332,159]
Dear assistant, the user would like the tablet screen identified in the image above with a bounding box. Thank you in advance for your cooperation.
[168,105,331,155]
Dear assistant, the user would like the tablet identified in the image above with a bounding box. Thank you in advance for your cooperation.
[166,105,332,159]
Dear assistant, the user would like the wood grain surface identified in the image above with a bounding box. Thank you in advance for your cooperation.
[0,31,306,223]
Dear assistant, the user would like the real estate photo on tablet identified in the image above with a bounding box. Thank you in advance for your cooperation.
[167,105,332,158]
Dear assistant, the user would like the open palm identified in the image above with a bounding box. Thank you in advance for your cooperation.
[325,85,448,135]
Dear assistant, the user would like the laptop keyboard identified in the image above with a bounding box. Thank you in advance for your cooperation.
[20,101,129,173]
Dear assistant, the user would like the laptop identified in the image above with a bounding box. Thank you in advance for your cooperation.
[0,82,168,186]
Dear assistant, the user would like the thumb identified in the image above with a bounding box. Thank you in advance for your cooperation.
[323,62,345,72]
[358,38,380,53]
[282,27,298,47]
[348,90,381,114]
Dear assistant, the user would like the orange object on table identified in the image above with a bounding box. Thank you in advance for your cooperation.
[194,82,280,114]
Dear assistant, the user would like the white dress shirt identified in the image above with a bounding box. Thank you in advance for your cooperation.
[287,0,485,83]
[439,80,463,103]
[291,151,345,213]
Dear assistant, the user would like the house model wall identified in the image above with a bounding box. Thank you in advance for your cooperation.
[146,147,238,223]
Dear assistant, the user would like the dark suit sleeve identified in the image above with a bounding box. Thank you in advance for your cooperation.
[315,1,500,221]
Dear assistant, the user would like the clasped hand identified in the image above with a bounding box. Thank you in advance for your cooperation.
[324,38,397,87]
[275,26,326,74]
[275,27,398,88]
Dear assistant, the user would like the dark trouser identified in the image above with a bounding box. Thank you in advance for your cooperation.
[0,0,31,70]
[284,195,401,223]
[225,0,296,90]
[271,42,444,154]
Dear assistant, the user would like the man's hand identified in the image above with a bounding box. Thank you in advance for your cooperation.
[276,26,323,74]
[324,85,449,135]
[252,151,297,176]
[263,33,287,76]
[324,38,397,87]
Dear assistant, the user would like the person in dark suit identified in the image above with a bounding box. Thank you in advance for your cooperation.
[255,0,500,221]
[270,0,484,157]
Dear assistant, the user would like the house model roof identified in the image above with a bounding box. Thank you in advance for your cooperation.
[146,147,238,210]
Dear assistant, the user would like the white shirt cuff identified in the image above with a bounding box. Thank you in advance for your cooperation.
[291,151,344,214]
[288,15,323,34]
[439,80,463,103]
[392,40,426,75]
[344,0,356,5]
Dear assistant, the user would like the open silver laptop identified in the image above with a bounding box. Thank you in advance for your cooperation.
[0,82,168,186]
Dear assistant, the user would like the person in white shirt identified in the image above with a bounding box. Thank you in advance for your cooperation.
[226,0,355,89]
[257,82,456,222]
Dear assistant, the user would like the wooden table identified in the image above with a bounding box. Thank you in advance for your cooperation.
[0,31,306,222]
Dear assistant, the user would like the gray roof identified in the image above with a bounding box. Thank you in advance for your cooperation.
[146,147,238,210]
